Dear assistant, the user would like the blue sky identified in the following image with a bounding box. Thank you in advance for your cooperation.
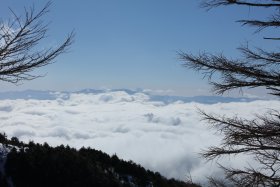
[0,1,275,96]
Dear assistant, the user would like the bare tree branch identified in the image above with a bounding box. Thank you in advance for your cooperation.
[0,1,74,83]
[181,1,280,186]
[202,0,280,9]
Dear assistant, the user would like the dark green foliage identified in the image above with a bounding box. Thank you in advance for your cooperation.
[0,134,200,187]
[0,133,8,145]
[5,143,119,187]
[0,171,8,187]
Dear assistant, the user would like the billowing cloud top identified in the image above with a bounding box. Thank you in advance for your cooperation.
[0,89,278,183]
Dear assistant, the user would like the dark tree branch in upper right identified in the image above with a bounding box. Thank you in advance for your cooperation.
[180,1,280,186]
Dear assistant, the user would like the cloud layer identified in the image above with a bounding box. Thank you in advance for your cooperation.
[0,90,279,183]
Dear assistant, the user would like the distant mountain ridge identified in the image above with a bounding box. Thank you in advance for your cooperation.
[0,89,259,104]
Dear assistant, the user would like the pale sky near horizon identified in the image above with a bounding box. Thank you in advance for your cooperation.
[0,1,276,96]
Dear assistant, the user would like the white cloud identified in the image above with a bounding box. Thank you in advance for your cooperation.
[142,89,174,95]
[0,90,279,184]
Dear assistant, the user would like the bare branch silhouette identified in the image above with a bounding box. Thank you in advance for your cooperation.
[0,2,74,83]
[181,1,280,186]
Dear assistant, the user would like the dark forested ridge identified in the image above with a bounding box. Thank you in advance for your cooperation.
[0,134,199,187]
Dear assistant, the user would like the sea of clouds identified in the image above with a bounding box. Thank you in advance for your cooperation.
[0,90,279,184]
